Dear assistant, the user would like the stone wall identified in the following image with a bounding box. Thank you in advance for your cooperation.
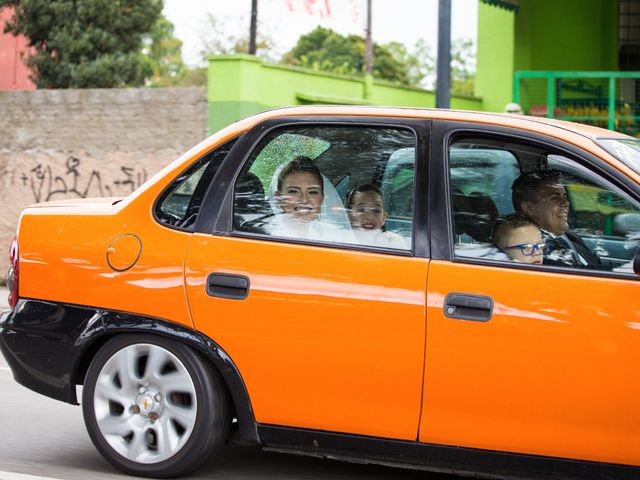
[0,87,207,284]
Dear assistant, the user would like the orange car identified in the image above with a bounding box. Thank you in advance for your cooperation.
[1,106,640,479]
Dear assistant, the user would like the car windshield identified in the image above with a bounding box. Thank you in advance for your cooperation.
[597,139,640,175]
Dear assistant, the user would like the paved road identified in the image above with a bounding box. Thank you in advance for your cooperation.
[0,358,458,480]
[0,291,460,480]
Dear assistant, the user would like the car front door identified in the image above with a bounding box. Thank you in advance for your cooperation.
[420,122,640,466]
[185,118,430,440]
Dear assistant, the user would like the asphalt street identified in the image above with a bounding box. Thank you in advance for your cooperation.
[0,356,457,480]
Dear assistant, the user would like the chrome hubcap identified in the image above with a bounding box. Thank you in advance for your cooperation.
[93,344,197,464]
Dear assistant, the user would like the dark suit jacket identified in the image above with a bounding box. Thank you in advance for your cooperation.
[542,230,601,269]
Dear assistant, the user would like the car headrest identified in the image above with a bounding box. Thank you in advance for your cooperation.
[452,191,498,243]
[235,172,267,216]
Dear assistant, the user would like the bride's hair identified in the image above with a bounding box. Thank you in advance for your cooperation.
[276,156,323,193]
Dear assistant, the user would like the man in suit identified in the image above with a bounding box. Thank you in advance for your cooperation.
[512,171,600,268]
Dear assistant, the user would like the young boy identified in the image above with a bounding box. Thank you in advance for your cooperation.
[492,216,545,264]
[346,184,407,249]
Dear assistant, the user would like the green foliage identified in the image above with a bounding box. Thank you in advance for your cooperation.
[141,14,188,87]
[0,0,163,88]
[282,26,476,94]
[282,27,426,86]
[451,39,476,96]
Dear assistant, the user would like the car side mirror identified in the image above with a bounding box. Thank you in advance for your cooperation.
[635,246,640,276]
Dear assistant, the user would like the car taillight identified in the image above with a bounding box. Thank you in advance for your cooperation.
[7,236,18,309]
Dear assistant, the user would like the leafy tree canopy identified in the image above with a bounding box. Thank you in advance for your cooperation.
[0,0,163,88]
[282,27,422,86]
[450,38,476,96]
[281,26,475,94]
[141,14,190,87]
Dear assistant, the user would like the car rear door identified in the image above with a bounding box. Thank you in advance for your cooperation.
[420,121,640,466]
[184,117,430,440]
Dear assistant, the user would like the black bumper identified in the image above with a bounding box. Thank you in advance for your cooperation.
[0,299,104,404]
[0,298,259,443]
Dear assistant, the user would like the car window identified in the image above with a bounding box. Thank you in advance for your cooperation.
[233,125,416,251]
[449,138,640,275]
[155,138,237,230]
[598,138,640,175]
[548,156,640,271]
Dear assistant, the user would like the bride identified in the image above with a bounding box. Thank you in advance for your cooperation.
[266,156,354,244]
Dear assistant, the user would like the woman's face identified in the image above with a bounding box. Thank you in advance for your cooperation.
[276,172,324,222]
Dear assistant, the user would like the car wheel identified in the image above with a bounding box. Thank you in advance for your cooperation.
[82,334,230,478]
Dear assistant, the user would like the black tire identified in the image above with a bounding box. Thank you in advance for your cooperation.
[82,334,230,478]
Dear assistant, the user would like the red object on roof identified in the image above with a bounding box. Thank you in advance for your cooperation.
[0,8,35,90]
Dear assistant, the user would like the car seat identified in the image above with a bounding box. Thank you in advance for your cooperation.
[234,172,269,226]
[452,191,498,243]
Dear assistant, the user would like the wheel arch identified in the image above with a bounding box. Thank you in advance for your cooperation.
[70,309,260,445]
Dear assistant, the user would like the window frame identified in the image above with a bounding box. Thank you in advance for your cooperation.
[153,136,240,233]
[430,120,640,280]
[195,116,431,258]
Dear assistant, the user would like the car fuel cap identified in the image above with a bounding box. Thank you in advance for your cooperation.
[106,234,142,272]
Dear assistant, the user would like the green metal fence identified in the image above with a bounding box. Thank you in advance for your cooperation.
[514,71,640,136]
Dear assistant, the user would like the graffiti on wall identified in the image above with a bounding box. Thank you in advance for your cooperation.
[1,156,148,203]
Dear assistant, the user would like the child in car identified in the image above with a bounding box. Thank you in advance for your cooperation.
[492,215,545,264]
[346,184,407,249]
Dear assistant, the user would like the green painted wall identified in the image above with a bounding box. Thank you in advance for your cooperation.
[477,0,620,114]
[207,55,483,134]
[475,2,515,113]
[514,0,618,72]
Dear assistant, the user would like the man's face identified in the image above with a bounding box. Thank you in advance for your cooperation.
[522,180,570,235]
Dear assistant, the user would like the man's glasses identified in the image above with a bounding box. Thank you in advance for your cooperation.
[504,243,546,256]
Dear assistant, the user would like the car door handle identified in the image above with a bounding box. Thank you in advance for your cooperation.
[206,273,250,300]
[444,293,493,322]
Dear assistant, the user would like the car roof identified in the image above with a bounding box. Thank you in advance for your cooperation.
[230,105,632,142]
[184,106,635,190]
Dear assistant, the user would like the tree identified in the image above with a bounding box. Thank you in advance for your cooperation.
[281,27,423,86]
[141,14,188,87]
[0,0,163,88]
[451,39,476,96]
[199,13,276,63]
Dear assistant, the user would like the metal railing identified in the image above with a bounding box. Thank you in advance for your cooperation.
[514,71,640,135]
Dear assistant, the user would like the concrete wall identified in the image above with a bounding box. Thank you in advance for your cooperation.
[207,55,484,134]
[0,87,207,283]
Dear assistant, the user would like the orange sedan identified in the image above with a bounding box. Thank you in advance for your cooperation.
[1,106,639,478]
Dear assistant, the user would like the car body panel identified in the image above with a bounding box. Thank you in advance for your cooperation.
[421,260,640,465]
[18,199,195,328]
[2,106,640,477]
[185,234,428,440]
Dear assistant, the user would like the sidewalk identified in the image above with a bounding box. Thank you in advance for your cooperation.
[0,287,8,311]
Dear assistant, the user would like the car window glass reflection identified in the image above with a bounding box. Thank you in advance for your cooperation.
[156,138,237,230]
[449,139,640,274]
[233,126,415,251]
